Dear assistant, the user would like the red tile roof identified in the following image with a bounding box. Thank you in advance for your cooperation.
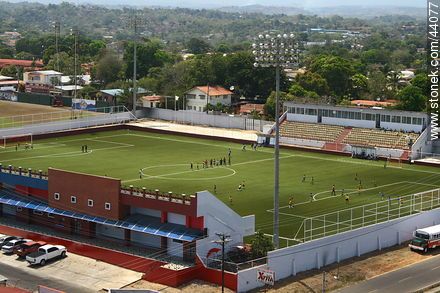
[0,59,44,68]
[194,86,233,96]
[141,95,164,102]
[239,103,265,114]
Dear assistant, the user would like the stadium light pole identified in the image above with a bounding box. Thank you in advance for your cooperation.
[252,33,299,248]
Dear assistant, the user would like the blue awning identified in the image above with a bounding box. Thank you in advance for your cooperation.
[0,193,204,242]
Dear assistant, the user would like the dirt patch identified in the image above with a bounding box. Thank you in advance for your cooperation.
[124,244,439,292]
[0,100,70,117]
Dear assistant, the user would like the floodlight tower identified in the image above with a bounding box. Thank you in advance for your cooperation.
[252,33,299,248]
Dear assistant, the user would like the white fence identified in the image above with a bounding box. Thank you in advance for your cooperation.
[238,204,440,292]
[144,108,273,132]
[0,106,136,138]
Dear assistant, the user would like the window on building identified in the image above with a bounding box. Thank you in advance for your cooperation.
[16,207,22,212]
[33,210,43,215]
[105,202,111,210]
[54,193,60,200]
[199,95,206,100]
[48,213,54,218]
[88,199,94,207]
[413,117,422,125]
[305,108,317,115]
[71,196,77,204]
[186,94,196,99]
[392,116,401,123]
[296,107,305,114]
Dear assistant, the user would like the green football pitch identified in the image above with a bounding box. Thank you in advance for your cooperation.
[1,129,439,243]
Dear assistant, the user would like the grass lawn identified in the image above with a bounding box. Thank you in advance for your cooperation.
[1,129,439,243]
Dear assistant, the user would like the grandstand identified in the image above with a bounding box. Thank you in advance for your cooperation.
[342,127,419,150]
[277,102,430,159]
[280,121,345,142]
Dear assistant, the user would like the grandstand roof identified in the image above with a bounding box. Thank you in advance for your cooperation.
[284,101,428,117]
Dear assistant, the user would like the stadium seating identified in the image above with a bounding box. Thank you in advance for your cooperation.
[279,120,420,150]
[342,128,419,150]
[279,121,345,142]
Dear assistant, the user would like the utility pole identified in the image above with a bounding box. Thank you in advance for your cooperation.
[71,27,79,101]
[127,14,146,116]
[213,233,231,293]
[54,21,60,75]
[206,83,210,114]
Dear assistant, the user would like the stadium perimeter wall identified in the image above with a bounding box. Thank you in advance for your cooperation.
[144,108,273,132]
[237,207,440,292]
[0,112,133,138]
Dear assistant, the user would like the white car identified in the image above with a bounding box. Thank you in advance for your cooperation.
[26,244,66,265]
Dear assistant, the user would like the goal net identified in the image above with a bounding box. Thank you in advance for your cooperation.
[0,133,33,149]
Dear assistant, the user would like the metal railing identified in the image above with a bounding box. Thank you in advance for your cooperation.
[297,188,440,242]
[120,186,195,205]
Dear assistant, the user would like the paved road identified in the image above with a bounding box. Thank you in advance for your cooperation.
[338,254,440,293]
[0,261,94,293]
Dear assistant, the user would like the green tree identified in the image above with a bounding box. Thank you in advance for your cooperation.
[264,91,294,119]
[123,40,174,79]
[186,38,211,54]
[350,73,368,99]
[296,72,330,96]
[251,231,274,259]
[46,52,75,75]
[367,71,389,100]
[95,49,123,85]
[411,74,428,95]
[88,40,106,58]
[0,43,14,58]
[396,85,427,112]
[0,66,18,78]
[288,84,308,97]
[310,55,355,97]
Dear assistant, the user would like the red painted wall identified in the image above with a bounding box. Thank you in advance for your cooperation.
[186,216,204,230]
[48,168,124,220]
[120,194,197,217]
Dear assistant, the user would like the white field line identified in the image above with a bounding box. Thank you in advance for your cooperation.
[0,133,131,155]
[266,181,409,213]
[121,154,295,183]
[127,132,440,175]
[0,145,133,163]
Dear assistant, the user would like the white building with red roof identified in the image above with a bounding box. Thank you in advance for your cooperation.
[184,85,233,112]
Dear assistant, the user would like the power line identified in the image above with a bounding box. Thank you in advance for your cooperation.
[213,232,231,293]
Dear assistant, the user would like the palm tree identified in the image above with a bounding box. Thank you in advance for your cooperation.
[386,71,401,94]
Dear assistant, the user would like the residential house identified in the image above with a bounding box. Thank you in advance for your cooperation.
[184,86,233,112]
[23,70,62,94]
[141,95,165,108]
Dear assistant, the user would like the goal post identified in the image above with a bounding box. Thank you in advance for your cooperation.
[0,133,33,149]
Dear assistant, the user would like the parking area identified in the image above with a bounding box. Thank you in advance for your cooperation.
[0,248,143,292]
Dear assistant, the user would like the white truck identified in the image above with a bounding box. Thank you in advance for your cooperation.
[26,244,66,265]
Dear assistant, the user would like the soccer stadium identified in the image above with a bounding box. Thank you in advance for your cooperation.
[0,97,439,291]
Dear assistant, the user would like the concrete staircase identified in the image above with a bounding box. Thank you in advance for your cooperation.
[323,127,352,152]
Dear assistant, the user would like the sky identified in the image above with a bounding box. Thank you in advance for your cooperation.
[7,0,427,8]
